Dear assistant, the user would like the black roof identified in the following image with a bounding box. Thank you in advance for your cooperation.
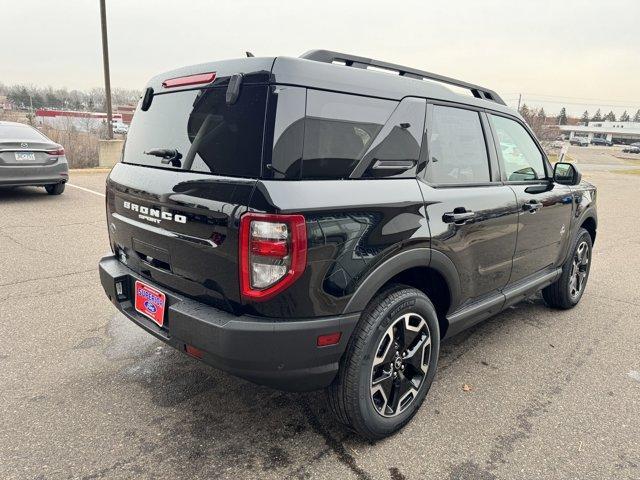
[145,51,517,118]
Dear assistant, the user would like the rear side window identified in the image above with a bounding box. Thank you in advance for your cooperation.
[425,105,490,185]
[489,114,546,181]
[123,85,267,177]
[301,90,396,179]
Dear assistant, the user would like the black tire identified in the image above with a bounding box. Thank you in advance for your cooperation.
[542,227,592,309]
[327,284,440,441]
[45,183,65,195]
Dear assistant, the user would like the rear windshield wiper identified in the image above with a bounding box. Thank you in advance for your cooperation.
[144,148,182,168]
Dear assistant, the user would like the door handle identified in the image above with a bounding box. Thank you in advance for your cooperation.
[522,200,542,213]
[443,209,476,224]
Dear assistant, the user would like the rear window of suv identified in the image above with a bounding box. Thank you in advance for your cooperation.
[123,85,268,177]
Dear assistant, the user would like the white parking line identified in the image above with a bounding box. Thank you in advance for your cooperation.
[67,183,106,198]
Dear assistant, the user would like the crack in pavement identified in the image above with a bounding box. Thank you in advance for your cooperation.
[591,293,640,308]
[0,282,97,305]
[0,220,105,230]
[297,398,374,480]
[0,267,96,287]
[0,232,53,256]
[484,343,597,473]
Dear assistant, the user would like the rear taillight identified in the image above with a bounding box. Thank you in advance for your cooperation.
[47,147,65,156]
[239,212,307,301]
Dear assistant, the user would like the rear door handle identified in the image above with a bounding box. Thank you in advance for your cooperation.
[443,209,476,224]
[522,200,542,213]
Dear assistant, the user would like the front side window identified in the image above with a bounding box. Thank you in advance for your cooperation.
[489,114,546,182]
[425,106,490,184]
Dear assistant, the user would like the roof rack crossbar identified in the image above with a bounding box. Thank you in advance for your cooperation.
[299,49,506,106]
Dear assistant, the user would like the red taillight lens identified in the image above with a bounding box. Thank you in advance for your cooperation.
[47,147,65,156]
[239,212,307,301]
[317,332,342,347]
[162,72,216,89]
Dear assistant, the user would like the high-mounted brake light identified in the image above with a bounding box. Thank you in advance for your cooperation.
[162,72,216,89]
[239,212,307,301]
[47,147,65,156]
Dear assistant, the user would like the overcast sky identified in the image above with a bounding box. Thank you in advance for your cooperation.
[2,0,639,116]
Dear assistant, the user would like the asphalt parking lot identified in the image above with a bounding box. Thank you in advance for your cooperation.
[1,151,639,480]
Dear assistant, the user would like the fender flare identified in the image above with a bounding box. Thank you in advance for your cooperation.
[576,209,597,236]
[343,247,461,314]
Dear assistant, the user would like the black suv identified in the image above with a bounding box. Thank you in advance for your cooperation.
[590,137,613,146]
[99,50,597,440]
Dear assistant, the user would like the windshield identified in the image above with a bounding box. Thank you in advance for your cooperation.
[123,85,268,177]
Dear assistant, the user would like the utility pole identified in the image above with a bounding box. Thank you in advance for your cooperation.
[517,93,522,112]
[99,0,113,139]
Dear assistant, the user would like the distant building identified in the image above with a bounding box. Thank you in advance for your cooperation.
[35,109,123,132]
[559,121,640,145]
[114,105,136,124]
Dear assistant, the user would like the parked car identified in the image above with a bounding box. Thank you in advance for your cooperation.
[0,121,68,194]
[590,137,613,146]
[98,50,597,440]
[630,142,640,148]
[622,146,640,154]
[113,123,128,135]
[570,137,589,147]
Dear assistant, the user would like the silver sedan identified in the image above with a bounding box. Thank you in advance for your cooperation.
[0,121,69,195]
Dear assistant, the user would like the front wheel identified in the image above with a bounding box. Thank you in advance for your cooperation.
[542,227,592,309]
[327,285,440,440]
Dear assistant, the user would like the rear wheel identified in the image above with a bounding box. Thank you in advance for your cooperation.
[45,183,65,195]
[327,285,440,440]
[542,227,592,309]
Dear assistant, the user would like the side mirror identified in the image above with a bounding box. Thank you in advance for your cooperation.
[553,162,582,186]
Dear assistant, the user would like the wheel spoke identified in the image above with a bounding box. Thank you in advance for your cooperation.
[398,314,420,349]
[373,331,395,366]
[388,375,413,414]
[371,367,395,414]
[404,333,430,373]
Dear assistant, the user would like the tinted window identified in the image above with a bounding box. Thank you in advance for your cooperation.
[268,86,306,179]
[302,90,396,179]
[123,85,267,177]
[0,123,49,142]
[489,114,546,181]
[425,106,490,184]
[359,97,426,179]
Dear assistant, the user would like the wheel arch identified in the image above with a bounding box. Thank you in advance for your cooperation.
[343,248,460,337]
[580,215,597,244]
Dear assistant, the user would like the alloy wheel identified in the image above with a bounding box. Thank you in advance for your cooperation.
[569,240,590,299]
[370,313,431,417]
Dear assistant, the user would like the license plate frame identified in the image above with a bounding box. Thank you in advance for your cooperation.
[134,280,166,327]
[15,152,36,161]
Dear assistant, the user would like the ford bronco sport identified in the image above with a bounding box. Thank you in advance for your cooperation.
[99,50,597,440]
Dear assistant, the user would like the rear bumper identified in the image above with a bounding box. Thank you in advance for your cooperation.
[0,159,68,187]
[99,255,360,391]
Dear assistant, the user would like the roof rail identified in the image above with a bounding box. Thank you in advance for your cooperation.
[299,49,506,106]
